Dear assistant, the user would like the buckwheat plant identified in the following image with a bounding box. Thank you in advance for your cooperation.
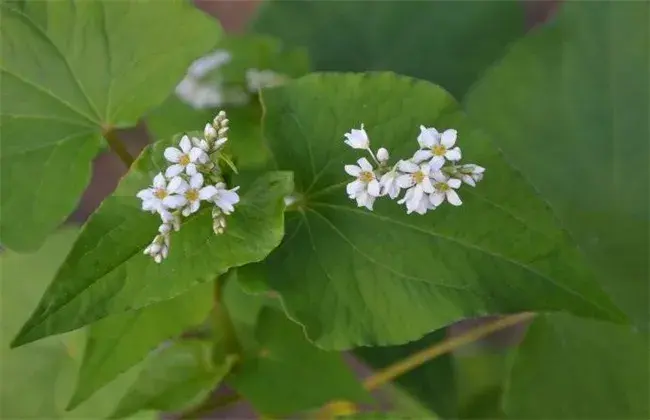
[136,111,241,263]
[344,124,485,214]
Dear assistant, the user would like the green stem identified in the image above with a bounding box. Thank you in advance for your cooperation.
[102,126,134,167]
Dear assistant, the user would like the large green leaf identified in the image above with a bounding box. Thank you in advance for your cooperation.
[229,307,371,416]
[0,229,152,419]
[0,1,220,252]
[111,340,233,418]
[251,0,524,99]
[11,134,293,347]
[257,72,625,349]
[67,282,214,409]
[503,314,649,419]
[465,1,649,328]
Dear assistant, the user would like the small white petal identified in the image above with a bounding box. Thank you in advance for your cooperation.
[462,174,476,187]
[429,156,445,171]
[398,160,419,173]
[181,207,192,217]
[190,173,204,189]
[153,173,166,188]
[411,184,424,204]
[163,195,187,209]
[204,123,217,139]
[445,147,462,161]
[345,165,362,177]
[179,135,192,153]
[430,192,445,207]
[190,200,200,213]
[396,174,414,188]
[189,147,204,163]
[421,176,434,194]
[376,147,389,162]
[473,165,486,174]
[186,163,198,176]
[446,189,462,206]
[344,125,370,149]
[347,180,365,196]
[137,189,153,200]
[164,147,182,163]
[166,177,186,194]
[357,157,373,172]
[447,178,462,189]
[159,209,174,222]
[367,179,381,197]
[417,126,439,148]
[221,189,240,205]
[199,185,218,200]
[165,164,183,178]
[432,171,448,183]
[412,150,433,163]
[440,129,457,148]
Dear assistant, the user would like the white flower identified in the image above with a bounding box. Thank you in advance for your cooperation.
[187,50,231,79]
[396,161,434,213]
[175,78,224,109]
[212,182,241,215]
[173,173,218,217]
[144,233,170,264]
[379,168,401,199]
[398,187,433,215]
[137,173,186,214]
[458,164,485,187]
[246,68,285,92]
[376,147,389,163]
[429,172,463,207]
[344,124,370,150]
[413,126,462,169]
[164,135,209,177]
[345,157,381,210]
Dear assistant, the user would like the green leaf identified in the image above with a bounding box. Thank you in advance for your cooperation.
[355,328,457,418]
[11,133,293,347]
[503,314,649,419]
[0,1,220,252]
[0,229,153,420]
[257,72,625,349]
[229,307,371,416]
[251,0,524,99]
[110,340,234,418]
[67,282,214,410]
[465,1,649,328]
[146,34,309,170]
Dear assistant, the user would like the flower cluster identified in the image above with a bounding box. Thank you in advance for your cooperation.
[137,111,241,263]
[175,50,287,109]
[343,124,485,214]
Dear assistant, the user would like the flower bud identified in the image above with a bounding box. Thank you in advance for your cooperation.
[204,123,217,140]
[376,147,389,163]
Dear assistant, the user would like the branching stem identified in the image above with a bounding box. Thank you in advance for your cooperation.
[102,126,134,167]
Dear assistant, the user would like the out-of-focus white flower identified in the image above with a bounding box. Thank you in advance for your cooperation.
[187,50,231,78]
[457,164,485,187]
[396,161,434,213]
[345,157,381,210]
[175,78,224,109]
[376,147,389,163]
[212,183,240,215]
[164,135,209,177]
[246,68,285,92]
[430,172,463,207]
[344,124,370,150]
[413,126,462,169]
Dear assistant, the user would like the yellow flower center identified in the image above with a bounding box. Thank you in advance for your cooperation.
[154,188,167,199]
[359,171,374,183]
[435,182,449,192]
[413,171,425,184]
[185,188,199,202]
[432,144,447,156]
[179,154,191,166]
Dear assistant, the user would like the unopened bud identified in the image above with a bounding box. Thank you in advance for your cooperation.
[376,147,389,163]
[217,126,229,137]
[213,138,227,151]
[204,123,217,140]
